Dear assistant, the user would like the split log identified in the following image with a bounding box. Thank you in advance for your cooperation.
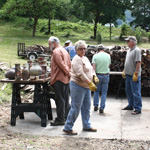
[26,45,50,54]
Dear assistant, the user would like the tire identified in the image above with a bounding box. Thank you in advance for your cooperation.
[28,53,37,60]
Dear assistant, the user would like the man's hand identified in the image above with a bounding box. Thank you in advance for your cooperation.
[122,70,126,79]
[93,75,99,85]
[87,81,97,92]
[133,72,138,82]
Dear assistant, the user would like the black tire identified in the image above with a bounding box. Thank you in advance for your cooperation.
[28,53,37,60]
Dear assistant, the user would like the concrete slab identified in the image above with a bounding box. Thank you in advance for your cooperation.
[6,96,150,140]
[121,97,150,141]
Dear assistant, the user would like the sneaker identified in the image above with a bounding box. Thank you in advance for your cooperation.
[63,129,78,135]
[94,106,98,111]
[83,127,97,132]
[132,110,141,115]
[50,120,65,126]
[99,109,104,113]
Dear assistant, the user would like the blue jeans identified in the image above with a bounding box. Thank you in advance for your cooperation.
[125,75,142,111]
[93,74,109,109]
[64,81,91,131]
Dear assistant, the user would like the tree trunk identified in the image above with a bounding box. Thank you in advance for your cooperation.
[33,17,38,37]
[110,23,112,40]
[47,15,51,34]
[94,13,99,39]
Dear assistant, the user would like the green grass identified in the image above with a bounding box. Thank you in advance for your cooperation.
[0,71,12,103]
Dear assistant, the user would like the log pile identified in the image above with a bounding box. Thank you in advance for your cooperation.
[108,50,126,95]
[141,49,150,96]
[86,45,150,96]
[86,45,97,63]
[26,45,51,54]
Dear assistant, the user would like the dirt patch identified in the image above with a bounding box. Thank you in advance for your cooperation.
[0,102,150,150]
[0,103,11,128]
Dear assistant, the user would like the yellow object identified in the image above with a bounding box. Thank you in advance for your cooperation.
[93,75,99,85]
[122,70,126,79]
[87,81,97,92]
[133,72,138,82]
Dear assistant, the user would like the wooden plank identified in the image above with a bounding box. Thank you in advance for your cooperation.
[0,77,51,84]
[109,71,122,75]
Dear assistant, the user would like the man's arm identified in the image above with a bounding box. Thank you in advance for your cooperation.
[92,63,96,72]
[132,61,141,82]
[135,61,141,73]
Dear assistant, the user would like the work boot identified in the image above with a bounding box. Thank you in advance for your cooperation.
[94,106,98,111]
[99,109,104,113]
[50,120,65,126]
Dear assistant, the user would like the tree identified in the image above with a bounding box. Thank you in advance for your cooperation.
[78,0,105,39]
[100,0,130,40]
[1,0,56,36]
[72,0,130,39]
[52,0,85,23]
[130,0,150,26]
[0,0,7,9]
[42,0,56,35]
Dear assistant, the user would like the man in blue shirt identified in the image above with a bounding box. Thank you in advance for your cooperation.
[64,40,76,60]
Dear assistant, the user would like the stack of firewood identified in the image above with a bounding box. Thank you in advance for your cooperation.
[86,45,97,63]
[86,45,150,96]
[26,45,51,54]
[141,49,150,96]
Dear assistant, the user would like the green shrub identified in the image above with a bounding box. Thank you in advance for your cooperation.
[12,17,33,30]
[119,24,131,40]
[64,31,70,37]
[0,9,15,21]
[0,71,12,103]
[24,19,33,30]
[134,27,146,44]
[97,33,102,44]
[148,32,150,43]
[39,24,48,32]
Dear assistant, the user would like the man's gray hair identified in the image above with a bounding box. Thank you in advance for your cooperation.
[130,39,137,45]
[48,36,60,44]
[75,40,87,50]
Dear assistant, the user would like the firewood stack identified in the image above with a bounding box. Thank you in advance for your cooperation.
[86,45,150,96]
[26,45,51,54]
[141,49,150,96]
[86,45,97,62]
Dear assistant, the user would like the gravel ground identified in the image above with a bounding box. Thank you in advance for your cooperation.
[1,102,150,150]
